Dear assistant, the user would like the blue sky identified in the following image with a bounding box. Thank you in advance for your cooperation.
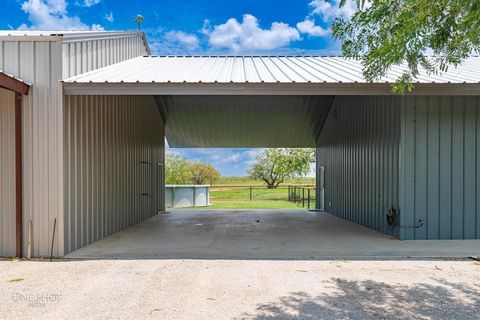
[1,0,355,176]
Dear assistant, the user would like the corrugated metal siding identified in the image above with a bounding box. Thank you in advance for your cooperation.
[399,96,480,239]
[65,56,480,84]
[158,95,334,147]
[63,95,164,254]
[62,35,148,78]
[0,39,64,257]
[316,96,401,236]
[0,88,16,256]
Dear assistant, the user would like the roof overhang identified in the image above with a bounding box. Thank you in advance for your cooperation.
[0,72,30,95]
[157,95,334,147]
[62,82,480,96]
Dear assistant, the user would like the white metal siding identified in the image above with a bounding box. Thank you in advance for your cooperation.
[0,88,16,256]
[400,96,480,240]
[316,96,401,236]
[62,36,147,78]
[0,39,64,257]
[63,95,164,254]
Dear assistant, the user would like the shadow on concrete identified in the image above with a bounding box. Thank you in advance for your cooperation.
[238,278,480,320]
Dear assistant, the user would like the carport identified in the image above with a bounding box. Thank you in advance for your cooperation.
[58,55,480,257]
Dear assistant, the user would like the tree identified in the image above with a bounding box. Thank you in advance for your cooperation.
[165,154,192,184]
[165,154,221,185]
[189,161,221,185]
[332,0,480,93]
[248,148,314,188]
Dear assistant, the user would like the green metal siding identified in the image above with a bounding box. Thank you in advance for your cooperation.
[399,96,480,239]
[63,95,165,254]
[316,96,401,236]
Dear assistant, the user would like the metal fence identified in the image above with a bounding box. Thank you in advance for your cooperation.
[208,185,316,209]
[209,186,289,202]
[288,186,317,209]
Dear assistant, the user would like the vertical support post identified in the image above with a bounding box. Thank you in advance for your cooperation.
[308,189,311,209]
[302,188,305,208]
[15,93,23,258]
[250,186,252,201]
[193,186,196,207]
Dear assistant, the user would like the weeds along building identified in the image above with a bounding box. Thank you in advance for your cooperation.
[1,30,479,257]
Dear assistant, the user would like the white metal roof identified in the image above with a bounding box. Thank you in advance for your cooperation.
[0,30,111,36]
[62,56,480,95]
[0,30,149,48]
[65,55,480,84]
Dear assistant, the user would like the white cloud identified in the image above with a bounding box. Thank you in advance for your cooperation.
[203,14,300,53]
[296,18,329,37]
[91,23,104,31]
[309,0,358,22]
[83,0,100,7]
[104,12,114,23]
[18,0,103,31]
[165,31,200,51]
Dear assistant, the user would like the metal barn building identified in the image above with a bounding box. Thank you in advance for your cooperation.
[0,31,479,257]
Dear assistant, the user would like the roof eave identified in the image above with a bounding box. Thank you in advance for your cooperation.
[62,82,480,96]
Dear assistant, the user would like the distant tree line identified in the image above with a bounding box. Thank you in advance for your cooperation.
[165,148,315,188]
[165,154,220,185]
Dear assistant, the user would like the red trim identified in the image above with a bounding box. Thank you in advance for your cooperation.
[0,72,29,95]
[15,93,23,258]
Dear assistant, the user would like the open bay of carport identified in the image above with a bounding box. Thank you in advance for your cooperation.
[65,210,480,260]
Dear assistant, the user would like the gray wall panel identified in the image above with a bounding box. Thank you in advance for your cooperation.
[64,95,164,254]
[0,33,148,257]
[62,36,147,78]
[0,39,64,257]
[316,96,401,236]
[0,89,16,256]
[400,96,480,239]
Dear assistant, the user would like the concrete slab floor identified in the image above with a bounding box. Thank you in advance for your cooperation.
[66,210,480,259]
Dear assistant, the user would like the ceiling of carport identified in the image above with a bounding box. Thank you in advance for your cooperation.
[156,95,334,148]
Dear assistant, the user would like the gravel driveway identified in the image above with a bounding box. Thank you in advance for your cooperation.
[1,259,479,319]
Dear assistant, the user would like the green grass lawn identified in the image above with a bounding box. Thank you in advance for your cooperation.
[199,200,300,209]
[178,186,316,210]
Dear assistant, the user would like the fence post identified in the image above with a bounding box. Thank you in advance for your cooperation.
[302,188,305,207]
[250,186,252,201]
[307,189,310,209]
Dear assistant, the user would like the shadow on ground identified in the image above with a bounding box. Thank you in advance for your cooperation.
[238,278,480,320]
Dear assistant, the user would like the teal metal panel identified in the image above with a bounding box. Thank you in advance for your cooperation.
[318,94,479,239]
[316,96,401,236]
[414,97,428,239]
[477,97,480,238]
[401,96,416,240]
[426,97,440,239]
[439,98,453,238]
[400,95,480,239]
[451,96,465,238]
[464,101,476,238]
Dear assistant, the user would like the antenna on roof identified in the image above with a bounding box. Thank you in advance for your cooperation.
[135,14,144,30]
